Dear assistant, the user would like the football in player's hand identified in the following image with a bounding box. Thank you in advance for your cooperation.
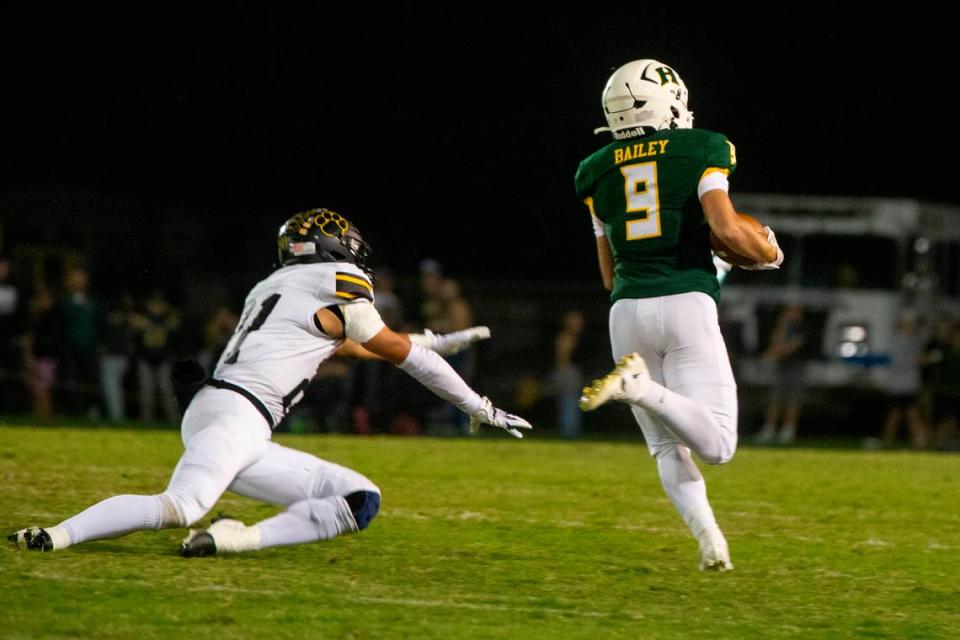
[710,213,766,267]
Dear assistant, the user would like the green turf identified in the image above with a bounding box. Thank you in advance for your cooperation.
[1,425,958,639]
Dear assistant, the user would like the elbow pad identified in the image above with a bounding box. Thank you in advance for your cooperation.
[342,301,386,344]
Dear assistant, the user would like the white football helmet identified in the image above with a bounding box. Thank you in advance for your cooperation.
[595,59,693,139]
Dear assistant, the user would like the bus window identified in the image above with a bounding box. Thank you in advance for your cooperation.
[800,235,897,290]
[932,241,960,295]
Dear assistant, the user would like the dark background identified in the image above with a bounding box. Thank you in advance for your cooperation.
[1,5,955,286]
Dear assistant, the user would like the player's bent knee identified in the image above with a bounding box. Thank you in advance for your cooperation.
[157,494,188,528]
[161,490,213,527]
[717,445,736,465]
[698,445,735,466]
[703,453,730,466]
[344,490,380,531]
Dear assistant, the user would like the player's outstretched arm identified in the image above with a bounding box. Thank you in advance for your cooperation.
[408,326,490,355]
[701,190,780,266]
[319,304,531,438]
[333,327,491,360]
[362,326,531,438]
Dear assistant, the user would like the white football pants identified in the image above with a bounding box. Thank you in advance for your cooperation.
[609,291,738,463]
[57,386,379,546]
[169,386,380,525]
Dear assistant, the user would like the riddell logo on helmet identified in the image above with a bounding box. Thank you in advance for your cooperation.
[612,127,650,140]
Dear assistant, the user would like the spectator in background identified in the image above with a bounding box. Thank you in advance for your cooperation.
[289,356,354,433]
[99,293,138,422]
[418,258,444,328]
[928,317,960,449]
[354,268,407,434]
[56,267,103,418]
[414,260,454,434]
[550,310,586,438]
[429,278,476,434]
[432,279,473,335]
[0,257,24,413]
[134,289,181,424]
[198,305,239,373]
[22,287,58,420]
[756,302,806,444]
[372,268,402,327]
[881,310,928,448]
[920,315,956,448]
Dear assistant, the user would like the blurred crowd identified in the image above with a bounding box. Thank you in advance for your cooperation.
[0,255,527,437]
[4,250,960,447]
[0,258,193,424]
[747,300,960,450]
[876,311,960,450]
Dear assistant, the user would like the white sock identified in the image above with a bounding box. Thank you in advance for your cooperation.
[257,497,358,549]
[206,519,263,553]
[637,381,735,464]
[656,445,721,542]
[43,525,73,550]
[59,494,167,546]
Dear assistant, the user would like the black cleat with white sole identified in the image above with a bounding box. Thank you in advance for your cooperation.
[180,531,217,557]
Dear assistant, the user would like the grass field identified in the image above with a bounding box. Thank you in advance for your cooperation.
[2,424,958,639]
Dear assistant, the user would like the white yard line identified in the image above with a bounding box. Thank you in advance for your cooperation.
[351,595,641,620]
[384,507,674,533]
[19,570,642,620]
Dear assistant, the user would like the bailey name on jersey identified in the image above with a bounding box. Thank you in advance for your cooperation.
[613,140,669,164]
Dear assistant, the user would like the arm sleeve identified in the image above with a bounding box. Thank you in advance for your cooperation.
[397,343,484,415]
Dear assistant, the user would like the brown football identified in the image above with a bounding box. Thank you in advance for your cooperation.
[710,213,767,267]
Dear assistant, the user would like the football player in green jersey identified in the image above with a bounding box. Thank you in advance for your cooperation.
[576,59,783,571]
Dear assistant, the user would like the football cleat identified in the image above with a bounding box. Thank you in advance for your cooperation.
[180,529,217,558]
[7,527,54,552]
[579,353,650,411]
[181,518,260,557]
[699,529,734,572]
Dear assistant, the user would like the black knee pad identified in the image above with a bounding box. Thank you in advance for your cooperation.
[344,491,380,530]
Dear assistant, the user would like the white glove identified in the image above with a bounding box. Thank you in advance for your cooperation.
[409,326,491,355]
[741,226,785,270]
[469,396,532,439]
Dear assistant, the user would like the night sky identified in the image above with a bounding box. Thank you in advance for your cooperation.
[2,5,955,281]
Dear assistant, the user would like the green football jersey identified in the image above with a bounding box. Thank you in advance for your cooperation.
[574,128,737,304]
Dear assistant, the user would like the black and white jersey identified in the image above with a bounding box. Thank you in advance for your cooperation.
[213,262,374,427]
